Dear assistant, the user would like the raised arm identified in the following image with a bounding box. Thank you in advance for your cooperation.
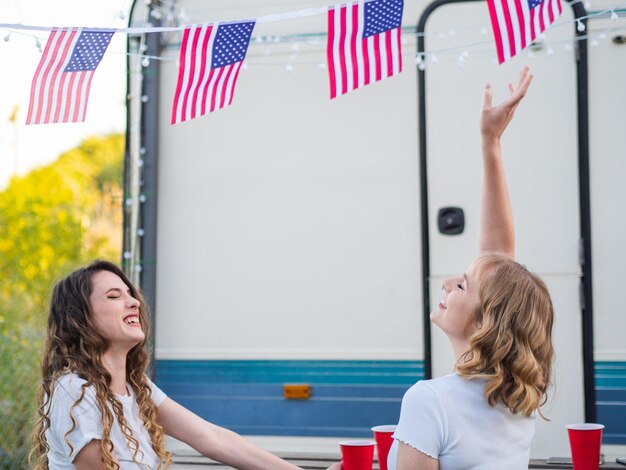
[478,67,533,258]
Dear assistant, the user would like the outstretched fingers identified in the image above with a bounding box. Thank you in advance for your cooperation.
[510,67,533,102]
[482,82,494,111]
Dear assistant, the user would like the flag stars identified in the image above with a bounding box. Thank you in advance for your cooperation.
[211,21,255,69]
[363,0,403,38]
[65,30,113,72]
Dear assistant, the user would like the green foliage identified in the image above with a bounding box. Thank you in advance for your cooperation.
[0,134,124,468]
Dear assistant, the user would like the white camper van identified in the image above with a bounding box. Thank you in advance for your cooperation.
[124,0,626,461]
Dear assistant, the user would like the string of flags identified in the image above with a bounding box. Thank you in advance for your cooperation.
[14,0,578,125]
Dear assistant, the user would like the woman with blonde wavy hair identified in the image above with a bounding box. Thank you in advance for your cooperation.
[30,260,341,469]
[387,67,554,470]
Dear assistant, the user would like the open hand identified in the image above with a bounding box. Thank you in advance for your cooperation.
[480,66,533,144]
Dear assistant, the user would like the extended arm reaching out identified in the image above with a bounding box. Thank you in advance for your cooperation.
[478,67,533,258]
[157,398,342,470]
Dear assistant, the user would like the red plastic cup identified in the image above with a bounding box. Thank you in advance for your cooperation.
[339,440,376,470]
[371,425,397,470]
[566,423,604,470]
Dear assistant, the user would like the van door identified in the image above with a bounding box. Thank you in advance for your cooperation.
[422,1,585,457]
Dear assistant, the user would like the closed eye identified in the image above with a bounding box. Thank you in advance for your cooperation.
[457,283,465,291]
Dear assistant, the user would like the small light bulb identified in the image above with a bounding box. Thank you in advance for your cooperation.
[415,54,423,65]
[125,198,133,206]
[134,264,143,273]
[141,57,150,67]
[418,62,426,71]
[584,0,591,10]
[139,147,146,155]
[141,95,149,103]
[123,251,132,260]
[591,39,598,47]
[137,228,145,237]
[3,33,10,42]
[318,63,326,70]
[137,159,144,167]
[577,20,585,32]
[242,63,248,71]
[430,53,439,64]
[610,10,618,20]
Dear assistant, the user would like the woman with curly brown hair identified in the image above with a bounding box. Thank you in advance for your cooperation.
[30,260,341,469]
[388,67,554,470]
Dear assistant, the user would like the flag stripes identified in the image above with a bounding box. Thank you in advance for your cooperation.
[26,29,96,124]
[488,0,562,63]
[327,0,402,100]
[171,22,253,124]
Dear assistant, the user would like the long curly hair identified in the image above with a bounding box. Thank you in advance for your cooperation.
[29,260,172,469]
[456,254,554,417]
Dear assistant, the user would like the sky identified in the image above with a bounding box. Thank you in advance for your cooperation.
[0,0,132,188]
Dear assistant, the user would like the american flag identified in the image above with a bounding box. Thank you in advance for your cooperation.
[171,21,255,124]
[487,0,562,63]
[26,29,113,124]
[327,0,403,99]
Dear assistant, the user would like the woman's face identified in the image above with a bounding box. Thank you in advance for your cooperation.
[89,270,145,350]
[430,269,481,341]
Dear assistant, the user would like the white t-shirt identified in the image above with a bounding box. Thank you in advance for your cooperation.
[46,373,167,469]
[388,374,535,470]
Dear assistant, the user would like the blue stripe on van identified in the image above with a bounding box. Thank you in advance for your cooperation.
[154,360,626,443]
[595,362,626,445]
[154,360,423,437]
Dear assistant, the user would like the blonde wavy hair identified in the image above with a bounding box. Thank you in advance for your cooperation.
[29,260,172,469]
[456,254,554,417]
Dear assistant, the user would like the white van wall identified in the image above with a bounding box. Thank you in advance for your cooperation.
[155,0,424,360]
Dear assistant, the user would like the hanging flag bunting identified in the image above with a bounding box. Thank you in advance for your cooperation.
[487,0,562,63]
[26,28,114,124]
[171,21,255,124]
[327,0,403,100]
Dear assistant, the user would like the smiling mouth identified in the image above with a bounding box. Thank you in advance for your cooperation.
[123,316,140,326]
